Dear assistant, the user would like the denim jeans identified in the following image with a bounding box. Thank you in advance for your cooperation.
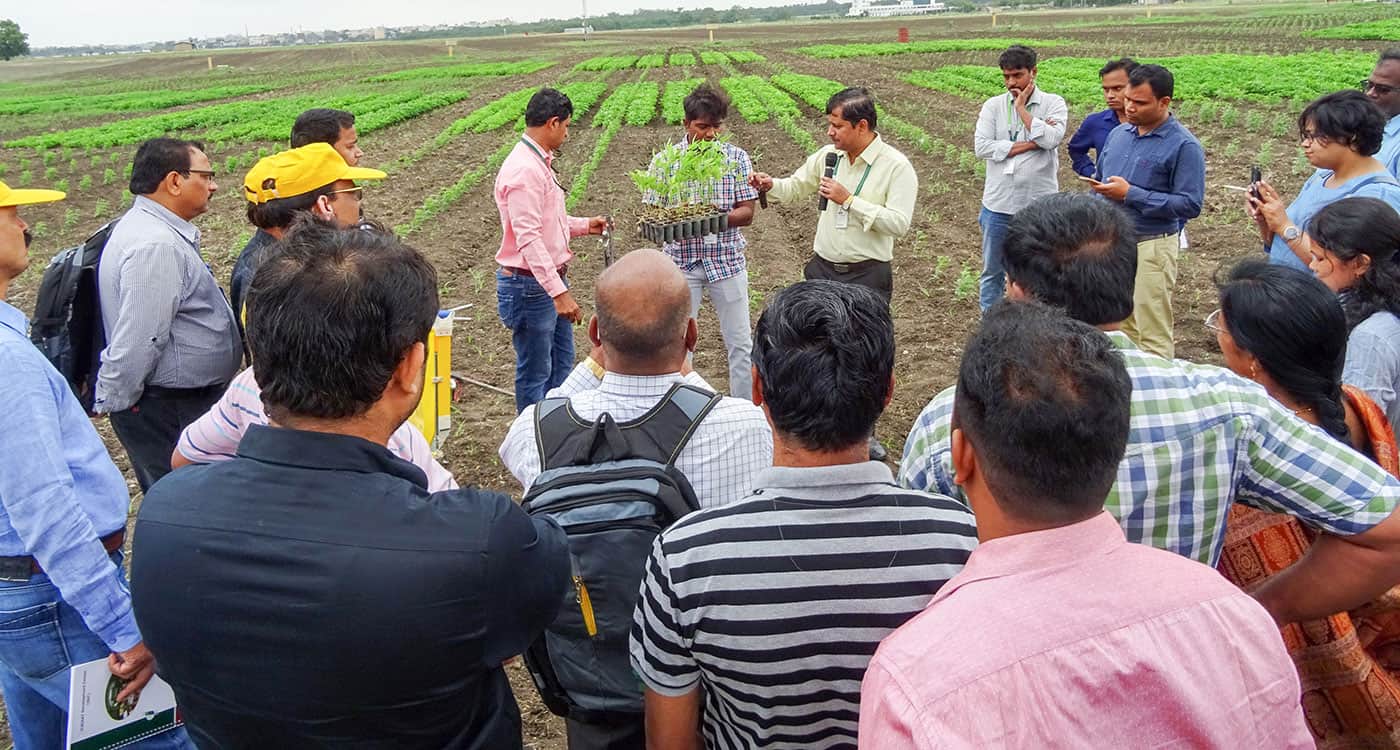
[0,551,193,750]
[978,207,1014,312]
[498,270,574,413]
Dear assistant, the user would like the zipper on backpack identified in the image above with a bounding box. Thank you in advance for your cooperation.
[571,556,599,638]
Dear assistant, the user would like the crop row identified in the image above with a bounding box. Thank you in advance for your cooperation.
[4,86,468,150]
[1307,18,1400,40]
[794,38,1068,60]
[662,78,704,125]
[402,137,518,236]
[364,60,553,82]
[0,83,280,118]
[569,82,654,210]
[904,51,1377,109]
[574,51,764,71]
[574,56,639,71]
[725,75,817,152]
[669,53,696,67]
[636,54,667,69]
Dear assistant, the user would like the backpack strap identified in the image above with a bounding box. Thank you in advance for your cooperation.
[647,383,722,468]
[1338,171,1400,199]
[532,382,722,472]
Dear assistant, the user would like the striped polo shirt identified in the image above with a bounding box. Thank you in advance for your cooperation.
[629,461,977,749]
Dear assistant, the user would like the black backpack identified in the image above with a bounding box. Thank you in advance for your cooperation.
[30,221,116,412]
[521,383,720,721]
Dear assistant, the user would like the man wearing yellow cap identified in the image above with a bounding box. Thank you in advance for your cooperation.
[229,142,386,328]
[0,182,194,749]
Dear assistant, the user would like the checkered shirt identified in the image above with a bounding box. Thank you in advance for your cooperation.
[898,331,1400,565]
[500,363,773,509]
[643,138,759,283]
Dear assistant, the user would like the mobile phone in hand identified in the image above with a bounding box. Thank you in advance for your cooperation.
[1077,175,1100,184]
[1249,166,1262,200]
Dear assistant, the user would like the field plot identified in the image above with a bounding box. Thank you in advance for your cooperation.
[2,4,1398,745]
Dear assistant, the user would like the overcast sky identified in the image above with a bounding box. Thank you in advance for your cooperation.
[15,0,808,47]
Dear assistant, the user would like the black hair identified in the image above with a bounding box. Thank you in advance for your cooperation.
[247,217,439,423]
[1003,192,1138,326]
[1218,259,1349,441]
[826,87,877,131]
[1099,57,1138,77]
[290,109,355,149]
[1309,197,1400,330]
[683,83,730,123]
[998,44,1037,71]
[128,137,205,195]
[753,280,894,452]
[1381,48,1400,64]
[524,87,574,128]
[1298,90,1387,157]
[1128,64,1174,99]
[245,183,336,229]
[953,301,1131,524]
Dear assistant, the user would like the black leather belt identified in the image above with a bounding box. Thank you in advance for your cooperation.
[501,265,567,279]
[144,383,226,399]
[0,530,125,581]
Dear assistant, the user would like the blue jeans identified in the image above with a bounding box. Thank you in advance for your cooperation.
[978,207,1014,312]
[0,551,193,750]
[498,270,574,413]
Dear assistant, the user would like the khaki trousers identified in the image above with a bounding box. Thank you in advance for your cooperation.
[1122,232,1180,359]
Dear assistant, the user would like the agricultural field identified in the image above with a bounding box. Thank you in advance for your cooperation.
[2,1,1398,744]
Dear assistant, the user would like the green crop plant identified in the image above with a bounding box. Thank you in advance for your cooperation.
[67,158,79,172]
[669,53,696,67]
[796,38,1069,59]
[402,137,517,236]
[574,55,638,72]
[52,179,68,193]
[635,54,666,69]
[568,83,644,211]
[726,51,765,64]
[624,82,660,126]
[44,166,57,181]
[1219,105,1238,128]
[364,60,553,83]
[1245,111,1263,133]
[662,78,704,125]
[62,208,79,230]
[771,73,844,111]
[93,199,109,218]
[700,51,728,65]
[0,83,279,118]
[953,265,978,301]
[1271,113,1293,138]
[1257,140,1275,167]
[631,136,730,207]
[78,174,92,191]
[18,170,31,187]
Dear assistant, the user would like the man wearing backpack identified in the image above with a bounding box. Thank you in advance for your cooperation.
[499,248,772,749]
[94,138,242,491]
[0,181,193,750]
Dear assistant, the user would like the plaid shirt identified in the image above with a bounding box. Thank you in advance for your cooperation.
[899,331,1400,565]
[644,138,759,283]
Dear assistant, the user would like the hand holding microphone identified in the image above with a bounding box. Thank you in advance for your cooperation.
[817,152,839,211]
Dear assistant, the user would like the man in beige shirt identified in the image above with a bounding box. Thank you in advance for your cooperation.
[750,87,918,303]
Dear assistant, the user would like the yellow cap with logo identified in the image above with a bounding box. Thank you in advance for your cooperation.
[0,180,65,208]
[243,143,385,205]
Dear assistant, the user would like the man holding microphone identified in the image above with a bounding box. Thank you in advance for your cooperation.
[750,86,917,459]
[495,87,607,413]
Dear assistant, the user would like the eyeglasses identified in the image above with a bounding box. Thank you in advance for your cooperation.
[1204,308,1225,335]
[182,169,216,180]
[329,186,364,201]
[1298,130,1330,145]
[1361,79,1399,96]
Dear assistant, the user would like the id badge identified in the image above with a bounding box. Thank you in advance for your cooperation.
[834,205,850,229]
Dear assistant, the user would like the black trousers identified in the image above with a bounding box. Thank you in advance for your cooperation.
[109,384,225,492]
[566,713,645,750]
[803,254,893,303]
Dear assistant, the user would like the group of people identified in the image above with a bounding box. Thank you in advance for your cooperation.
[2,40,1400,750]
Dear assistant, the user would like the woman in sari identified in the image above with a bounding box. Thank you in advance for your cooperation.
[1212,258,1400,747]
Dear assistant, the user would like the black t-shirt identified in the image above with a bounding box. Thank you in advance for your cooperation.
[131,425,570,749]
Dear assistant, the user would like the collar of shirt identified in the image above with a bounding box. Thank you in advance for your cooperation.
[753,460,894,493]
[237,424,429,489]
[132,194,200,248]
[1008,87,1046,111]
[1124,113,1181,140]
[520,133,554,168]
[934,511,1122,604]
[1387,113,1400,138]
[844,133,888,169]
[597,371,692,398]
[1105,329,1138,350]
[0,299,25,337]
[1092,108,1121,127]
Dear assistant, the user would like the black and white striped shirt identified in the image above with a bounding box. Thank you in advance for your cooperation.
[630,461,977,749]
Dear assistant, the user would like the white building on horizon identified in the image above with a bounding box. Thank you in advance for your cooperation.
[848,0,950,16]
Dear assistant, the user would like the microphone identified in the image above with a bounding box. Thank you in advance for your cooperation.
[818,151,839,211]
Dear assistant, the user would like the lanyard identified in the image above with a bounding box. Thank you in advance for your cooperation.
[1007,92,1036,142]
[521,137,564,192]
[833,159,874,198]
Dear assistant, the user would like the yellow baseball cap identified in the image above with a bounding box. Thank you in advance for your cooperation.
[0,180,65,208]
[243,142,386,205]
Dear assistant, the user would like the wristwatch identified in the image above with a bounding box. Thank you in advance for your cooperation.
[1282,225,1302,242]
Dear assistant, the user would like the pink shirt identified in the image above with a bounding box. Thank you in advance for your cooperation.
[493,135,591,297]
[175,368,457,492]
[859,512,1311,749]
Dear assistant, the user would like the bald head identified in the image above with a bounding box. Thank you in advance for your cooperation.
[594,249,693,372]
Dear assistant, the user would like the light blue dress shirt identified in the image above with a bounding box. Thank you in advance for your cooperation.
[1269,168,1400,270]
[1378,114,1400,179]
[0,300,140,651]
[1094,115,1206,238]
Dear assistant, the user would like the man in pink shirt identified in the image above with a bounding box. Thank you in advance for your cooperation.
[859,301,1311,749]
[495,87,606,412]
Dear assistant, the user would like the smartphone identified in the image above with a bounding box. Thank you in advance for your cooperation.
[1249,166,1262,200]
[1076,175,1100,184]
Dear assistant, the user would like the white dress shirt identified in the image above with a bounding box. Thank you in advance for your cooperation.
[974,87,1069,215]
[499,362,773,509]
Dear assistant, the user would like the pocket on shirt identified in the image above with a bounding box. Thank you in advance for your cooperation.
[0,599,70,680]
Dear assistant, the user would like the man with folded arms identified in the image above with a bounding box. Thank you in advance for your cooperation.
[862,301,1310,748]
[0,181,191,749]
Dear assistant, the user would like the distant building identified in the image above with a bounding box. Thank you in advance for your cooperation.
[848,0,949,16]
[173,40,196,52]
[373,27,387,40]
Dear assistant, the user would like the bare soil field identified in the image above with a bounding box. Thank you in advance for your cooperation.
[0,4,1393,745]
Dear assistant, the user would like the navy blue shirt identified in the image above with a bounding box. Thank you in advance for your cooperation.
[132,425,570,749]
[1094,115,1206,237]
[1068,108,1122,177]
[228,228,276,338]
